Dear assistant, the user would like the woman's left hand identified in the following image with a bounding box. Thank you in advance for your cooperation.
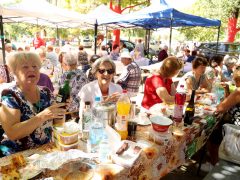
[103,92,121,103]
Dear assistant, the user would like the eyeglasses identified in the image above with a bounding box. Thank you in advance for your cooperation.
[98,69,114,75]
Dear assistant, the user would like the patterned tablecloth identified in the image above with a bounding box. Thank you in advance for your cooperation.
[116,115,217,179]
[0,114,217,179]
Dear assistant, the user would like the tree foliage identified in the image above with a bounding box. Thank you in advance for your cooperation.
[179,0,240,42]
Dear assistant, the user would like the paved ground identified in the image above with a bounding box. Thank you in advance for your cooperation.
[162,160,208,180]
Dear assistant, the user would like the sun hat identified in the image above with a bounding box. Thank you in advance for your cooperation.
[120,51,132,59]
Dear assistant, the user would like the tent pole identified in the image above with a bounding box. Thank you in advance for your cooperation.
[0,15,6,65]
[215,25,221,54]
[105,26,108,46]
[169,17,173,55]
[56,26,59,46]
[147,29,150,57]
[145,29,148,53]
[94,21,98,55]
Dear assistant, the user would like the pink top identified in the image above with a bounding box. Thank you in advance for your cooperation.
[141,75,173,109]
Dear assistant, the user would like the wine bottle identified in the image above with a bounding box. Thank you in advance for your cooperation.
[56,73,71,104]
[183,90,195,126]
[54,73,71,126]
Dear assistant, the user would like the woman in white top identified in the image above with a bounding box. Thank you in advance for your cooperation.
[78,57,122,110]
[177,56,211,94]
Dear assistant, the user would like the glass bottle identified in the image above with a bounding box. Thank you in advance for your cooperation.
[184,90,195,126]
[56,73,71,103]
[54,73,71,126]
[81,101,92,142]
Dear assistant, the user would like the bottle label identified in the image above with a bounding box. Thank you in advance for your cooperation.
[116,116,128,131]
[173,105,184,120]
[56,94,63,103]
[83,112,92,130]
[186,107,193,111]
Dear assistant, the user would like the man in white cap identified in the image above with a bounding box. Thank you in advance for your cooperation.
[116,51,141,96]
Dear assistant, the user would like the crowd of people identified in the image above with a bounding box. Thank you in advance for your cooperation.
[0,33,239,173]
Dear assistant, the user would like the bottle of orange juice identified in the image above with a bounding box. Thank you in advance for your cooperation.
[116,90,131,140]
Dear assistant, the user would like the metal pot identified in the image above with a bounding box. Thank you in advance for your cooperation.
[95,103,116,128]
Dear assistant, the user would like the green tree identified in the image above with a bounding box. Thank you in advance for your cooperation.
[180,0,240,42]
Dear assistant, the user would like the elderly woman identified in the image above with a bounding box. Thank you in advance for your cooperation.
[141,56,183,109]
[205,55,227,83]
[78,56,122,110]
[222,56,238,81]
[110,44,120,61]
[59,52,89,116]
[78,45,89,73]
[0,52,66,156]
[177,57,211,94]
[36,47,54,77]
[216,69,240,126]
[86,55,101,82]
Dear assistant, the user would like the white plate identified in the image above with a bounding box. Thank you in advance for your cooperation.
[136,115,151,126]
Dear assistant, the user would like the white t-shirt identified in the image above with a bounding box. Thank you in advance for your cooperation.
[78,80,122,105]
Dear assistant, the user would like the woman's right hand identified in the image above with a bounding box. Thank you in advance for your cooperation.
[36,103,66,122]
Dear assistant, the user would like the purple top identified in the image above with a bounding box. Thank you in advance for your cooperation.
[37,73,54,92]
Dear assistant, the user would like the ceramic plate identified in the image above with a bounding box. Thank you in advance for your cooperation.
[137,115,151,126]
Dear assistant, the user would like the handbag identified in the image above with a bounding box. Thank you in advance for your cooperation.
[220,124,240,163]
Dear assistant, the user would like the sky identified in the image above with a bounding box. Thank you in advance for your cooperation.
[1,0,197,9]
[165,0,197,9]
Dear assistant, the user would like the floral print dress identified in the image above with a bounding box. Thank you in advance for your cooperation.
[229,104,240,126]
[59,69,89,112]
[0,85,53,155]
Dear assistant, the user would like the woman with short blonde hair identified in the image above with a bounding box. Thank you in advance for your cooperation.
[142,56,183,109]
[0,52,66,156]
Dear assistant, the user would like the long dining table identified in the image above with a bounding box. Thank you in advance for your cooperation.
[0,102,218,179]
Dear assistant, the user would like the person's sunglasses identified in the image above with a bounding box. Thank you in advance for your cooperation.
[98,69,114,75]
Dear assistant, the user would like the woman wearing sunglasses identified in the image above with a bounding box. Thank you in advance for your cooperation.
[78,57,122,109]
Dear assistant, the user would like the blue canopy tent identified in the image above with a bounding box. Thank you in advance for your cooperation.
[100,0,221,54]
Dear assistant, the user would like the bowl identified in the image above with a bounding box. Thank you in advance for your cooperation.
[58,132,79,145]
[56,140,79,151]
[150,115,173,132]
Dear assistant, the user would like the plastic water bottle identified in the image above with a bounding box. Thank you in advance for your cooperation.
[212,77,224,104]
[173,85,186,125]
[89,96,104,153]
[92,96,101,119]
[99,131,110,163]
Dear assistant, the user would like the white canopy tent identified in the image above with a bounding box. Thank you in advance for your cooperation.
[80,4,123,54]
[0,0,87,64]
[0,0,86,27]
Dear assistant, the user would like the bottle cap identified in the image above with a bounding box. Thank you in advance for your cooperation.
[95,96,101,102]
[131,100,136,104]
[85,101,91,105]
[123,90,127,93]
